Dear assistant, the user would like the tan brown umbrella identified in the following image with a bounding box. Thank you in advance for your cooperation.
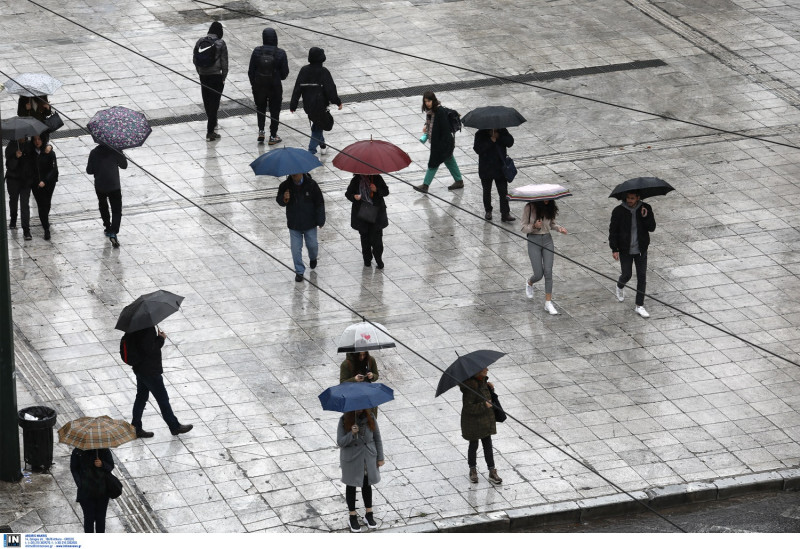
[58,416,136,449]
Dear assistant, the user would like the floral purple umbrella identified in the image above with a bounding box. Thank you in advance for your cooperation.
[87,106,152,150]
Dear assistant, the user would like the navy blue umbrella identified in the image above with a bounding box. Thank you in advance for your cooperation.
[250,147,322,177]
[319,383,394,413]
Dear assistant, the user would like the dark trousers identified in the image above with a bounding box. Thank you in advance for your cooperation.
[345,474,372,511]
[96,189,122,234]
[132,373,180,431]
[359,225,384,264]
[79,497,109,533]
[618,251,648,306]
[480,176,509,215]
[31,182,55,230]
[252,88,281,137]
[200,75,225,134]
[468,436,495,469]
[6,177,31,228]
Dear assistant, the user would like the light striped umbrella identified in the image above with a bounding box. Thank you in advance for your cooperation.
[507,183,572,202]
[58,416,137,449]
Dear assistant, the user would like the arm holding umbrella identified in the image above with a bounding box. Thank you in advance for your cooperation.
[337,415,357,446]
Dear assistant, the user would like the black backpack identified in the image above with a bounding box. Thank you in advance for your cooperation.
[253,48,275,90]
[446,108,462,134]
[193,36,219,68]
[119,333,141,367]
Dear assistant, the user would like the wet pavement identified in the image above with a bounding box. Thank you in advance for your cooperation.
[2,0,800,533]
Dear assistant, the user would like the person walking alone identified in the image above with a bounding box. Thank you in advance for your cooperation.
[345,174,389,269]
[248,27,289,145]
[276,172,325,282]
[289,47,342,155]
[27,134,57,241]
[522,200,568,315]
[473,128,515,222]
[5,137,32,239]
[609,191,656,318]
[461,367,502,485]
[413,91,463,193]
[194,21,228,142]
[87,143,127,248]
[337,409,384,532]
[70,447,114,533]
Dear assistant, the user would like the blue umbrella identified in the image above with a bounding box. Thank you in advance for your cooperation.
[319,383,394,413]
[250,147,322,177]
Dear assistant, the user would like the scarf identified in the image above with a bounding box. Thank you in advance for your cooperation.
[358,175,373,205]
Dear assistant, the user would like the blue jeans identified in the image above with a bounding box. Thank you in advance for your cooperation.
[308,120,325,154]
[132,373,179,431]
[290,228,318,275]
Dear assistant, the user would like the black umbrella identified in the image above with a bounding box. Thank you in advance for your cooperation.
[114,290,184,333]
[609,177,674,200]
[1,116,48,140]
[435,350,506,397]
[461,106,526,130]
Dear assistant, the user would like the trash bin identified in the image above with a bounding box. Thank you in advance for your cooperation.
[18,406,57,471]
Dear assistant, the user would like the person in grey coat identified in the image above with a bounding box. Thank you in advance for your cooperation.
[337,410,384,532]
[87,144,128,247]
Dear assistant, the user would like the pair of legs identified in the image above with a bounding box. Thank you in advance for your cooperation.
[467,436,495,469]
[422,155,462,187]
[31,182,56,236]
[345,474,373,513]
[480,176,510,216]
[252,87,281,137]
[199,74,225,135]
[308,120,326,154]
[289,227,318,275]
[617,251,647,306]
[6,177,31,229]
[359,225,383,267]
[79,497,109,533]
[96,189,122,235]
[131,372,180,432]
[527,233,554,300]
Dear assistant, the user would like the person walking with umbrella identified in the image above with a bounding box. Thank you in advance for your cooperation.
[521,199,568,315]
[276,171,326,282]
[413,91,464,193]
[5,136,32,238]
[338,409,385,531]
[473,128,515,222]
[87,144,127,248]
[26,134,57,241]
[340,351,381,417]
[461,367,502,485]
[345,174,389,269]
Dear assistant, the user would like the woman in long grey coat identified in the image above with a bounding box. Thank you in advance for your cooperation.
[337,410,384,532]
[461,367,502,485]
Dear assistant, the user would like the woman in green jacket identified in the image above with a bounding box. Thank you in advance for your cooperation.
[460,367,502,484]
[340,351,380,417]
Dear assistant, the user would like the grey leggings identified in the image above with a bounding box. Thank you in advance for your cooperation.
[527,233,554,294]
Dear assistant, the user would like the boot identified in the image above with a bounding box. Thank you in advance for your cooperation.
[447,180,464,190]
[469,467,478,483]
[488,468,502,485]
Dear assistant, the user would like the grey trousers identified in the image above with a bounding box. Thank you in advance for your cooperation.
[527,233,554,294]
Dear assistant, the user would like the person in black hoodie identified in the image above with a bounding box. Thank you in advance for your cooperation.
[609,191,656,318]
[27,135,57,241]
[5,137,32,237]
[70,447,114,533]
[194,21,228,142]
[128,326,193,437]
[289,47,343,155]
[87,144,128,248]
[248,27,289,145]
[276,172,326,281]
[473,128,515,222]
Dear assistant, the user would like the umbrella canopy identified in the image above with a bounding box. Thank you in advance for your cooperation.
[3,73,63,97]
[332,139,411,175]
[462,106,526,130]
[1,116,48,140]
[115,290,184,332]
[609,177,674,200]
[58,416,137,450]
[87,106,152,150]
[435,349,506,397]
[508,183,572,202]
[319,382,395,413]
[250,147,322,177]
[337,321,396,353]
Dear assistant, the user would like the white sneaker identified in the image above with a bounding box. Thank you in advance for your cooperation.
[615,286,624,302]
[525,281,534,299]
[544,301,558,315]
[319,145,328,156]
[635,306,650,318]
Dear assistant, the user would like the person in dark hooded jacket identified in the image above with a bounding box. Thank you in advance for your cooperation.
[27,135,57,241]
[276,172,325,281]
[87,144,128,247]
[194,21,228,142]
[5,137,32,237]
[248,28,289,145]
[473,128,515,222]
[289,47,343,155]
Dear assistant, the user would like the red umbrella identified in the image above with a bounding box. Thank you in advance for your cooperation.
[332,138,411,175]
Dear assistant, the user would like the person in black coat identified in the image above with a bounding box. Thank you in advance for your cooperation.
[128,326,193,437]
[413,91,463,193]
[609,191,657,318]
[276,172,326,281]
[70,447,114,533]
[87,144,128,247]
[27,135,57,241]
[473,128,515,222]
[248,27,290,145]
[289,47,343,155]
[345,174,389,269]
[17,96,53,143]
[5,137,32,236]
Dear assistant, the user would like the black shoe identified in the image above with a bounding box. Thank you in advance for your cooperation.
[206,132,220,142]
[375,260,384,270]
[348,515,361,533]
[43,229,51,241]
[136,428,154,438]
[413,184,429,193]
[364,260,371,267]
[170,424,193,436]
[268,135,282,146]
[364,512,377,529]
[23,230,32,241]
[447,180,464,190]
[110,235,120,248]
[501,214,516,223]
[257,131,265,143]
[485,211,492,220]
[295,273,304,282]
[310,259,317,270]
[8,220,16,230]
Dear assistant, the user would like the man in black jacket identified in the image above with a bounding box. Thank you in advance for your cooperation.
[128,326,193,437]
[194,21,228,142]
[289,47,343,155]
[5,137,32,238]
[609,192,656,318]
[473,128,515,222]
[27,135,57,241]
[87,144,127,247]
[248,27,289,145]
[276,172,325,281]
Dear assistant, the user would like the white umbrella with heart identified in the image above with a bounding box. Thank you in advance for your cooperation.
[336,321,396,353]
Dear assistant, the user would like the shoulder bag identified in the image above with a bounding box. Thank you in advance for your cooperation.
[357,201,379,224]
[496,141,517,182]
[105,471,123,499]
[44,110,64,132]
[490,388,507,423]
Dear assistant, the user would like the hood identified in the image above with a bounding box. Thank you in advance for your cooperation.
[209,21,223,39]
[262,27,277,46]
[308,47,326,64]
